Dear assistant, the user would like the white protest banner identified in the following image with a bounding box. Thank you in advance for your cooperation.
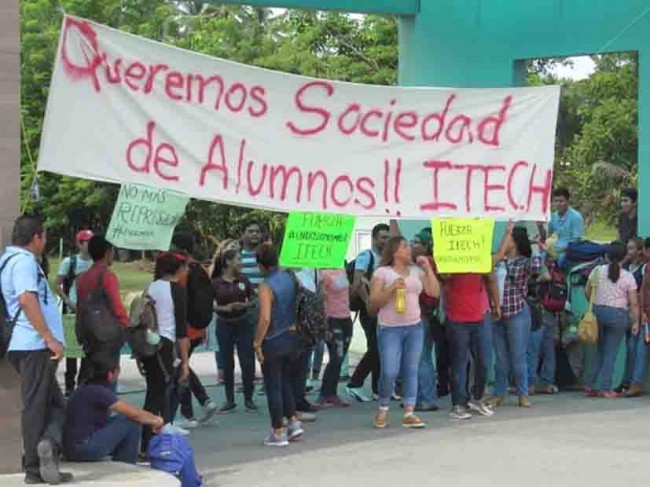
[38,16,560,221]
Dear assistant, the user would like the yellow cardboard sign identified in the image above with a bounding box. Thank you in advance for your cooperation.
[433,219,495,273]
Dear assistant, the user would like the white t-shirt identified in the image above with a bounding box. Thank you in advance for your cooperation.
[148,280,177,342]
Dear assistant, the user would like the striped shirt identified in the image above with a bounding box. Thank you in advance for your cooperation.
[240,249,263,291]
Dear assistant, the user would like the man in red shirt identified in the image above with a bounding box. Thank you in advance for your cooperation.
[76,236,128,386]
[443,272,500,420]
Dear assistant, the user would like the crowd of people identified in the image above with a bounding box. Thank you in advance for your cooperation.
[0,185,646,483]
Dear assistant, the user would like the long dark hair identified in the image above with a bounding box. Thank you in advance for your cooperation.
[212,249,239,279]
[154,252,186,280]
[380,236,405,267]
[607,241,626,283]
[512,227,532,258]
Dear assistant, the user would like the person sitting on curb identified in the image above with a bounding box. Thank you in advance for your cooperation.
[63,356,164,464]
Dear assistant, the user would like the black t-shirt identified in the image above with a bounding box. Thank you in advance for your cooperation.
[618,211,638,245]
[64,383,118,445]
[212,276,253,319]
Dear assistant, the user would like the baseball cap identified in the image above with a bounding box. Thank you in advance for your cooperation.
[76,230,94,243]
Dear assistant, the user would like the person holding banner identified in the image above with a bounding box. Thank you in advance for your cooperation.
[369,236,440,429]
[253,245,304,447]
[491,224,541,408]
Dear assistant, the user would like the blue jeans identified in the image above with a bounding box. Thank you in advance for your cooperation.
[319,318,353,398]
[527,310,557,387]
[310,340,325,378]
[417,319,439,407]
[588,305,628,391]
[65,415,142,464]
[377,323,424,408]
[624,327,647,385]
[447,316,490,407]
[494,305,531,397]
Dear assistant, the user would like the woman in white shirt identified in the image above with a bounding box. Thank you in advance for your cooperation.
[141,252,191,456]
[584,242,640,398]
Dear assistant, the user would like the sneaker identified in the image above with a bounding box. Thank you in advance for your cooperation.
[37,439,73,485]
[518,396,532,408]
[326,395,351,408]
[450,405,472,420]
[614,381,630,394]
[315,397,335,409]
[297,411,317,422]
[402,413,426,429]
[218,402,237,414]
[167,423,191,436]
[197,400,218,423]
[346,386,370,403]
[486,396,505,408]
[625,383,643,398]
[468,400,494,417]
[178,417,199,429]
[297,402,318,413]
[264,431,289,447]
[245,400,258,411]
[536,384,559,395]
[373,408,389,429]
[287,420,305,441]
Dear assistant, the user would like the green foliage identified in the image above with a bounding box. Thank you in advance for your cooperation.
[20,0,636,247]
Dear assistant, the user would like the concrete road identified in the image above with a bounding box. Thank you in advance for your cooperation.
[56,352,650,487]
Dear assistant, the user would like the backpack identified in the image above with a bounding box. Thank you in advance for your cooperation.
[76,271,123,357]
[125,288,159,359]
[539,267,568,313]
[0,254,21,359]
[185,262,214,329]
[61,255,77,314]
[566,240,609,263]
[289,271,327,343]
[346,250,375,313]
[149,433,202,487]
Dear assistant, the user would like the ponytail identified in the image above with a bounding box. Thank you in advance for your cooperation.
[608,262,621,283]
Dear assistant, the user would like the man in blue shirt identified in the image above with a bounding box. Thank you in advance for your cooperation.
[346,223,390,402]
[547,188,584,263]
[0,215,72,484]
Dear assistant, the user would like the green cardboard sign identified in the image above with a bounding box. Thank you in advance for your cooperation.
[107,183,189,251]
[280,212,356,269]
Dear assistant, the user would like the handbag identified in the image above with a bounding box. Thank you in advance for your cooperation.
[577,267,599,345]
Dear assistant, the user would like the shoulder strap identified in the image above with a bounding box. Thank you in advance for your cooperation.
[0,253,24,322]
[366,250,375,278]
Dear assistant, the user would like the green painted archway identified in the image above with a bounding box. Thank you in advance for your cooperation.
[214,0,649,240]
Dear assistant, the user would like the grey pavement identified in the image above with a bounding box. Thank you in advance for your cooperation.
[59,351,650,487]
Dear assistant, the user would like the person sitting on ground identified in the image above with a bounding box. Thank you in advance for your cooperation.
[584,241,640,398]
[63,356,164,464]
[369,236,440,429]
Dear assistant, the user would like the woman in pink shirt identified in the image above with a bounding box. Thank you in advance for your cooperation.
[585,241,640,398]
[369,237,440,429]
[315,268,353,408]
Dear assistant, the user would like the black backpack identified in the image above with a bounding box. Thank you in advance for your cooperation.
[289,271,327,343]
[76,271,123,357]
[0,254,21,359]
[186,262,214,329]
[346,250,374,313]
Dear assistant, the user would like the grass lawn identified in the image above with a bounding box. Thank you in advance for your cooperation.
[584,221,617,243]
[48,257,153,300]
